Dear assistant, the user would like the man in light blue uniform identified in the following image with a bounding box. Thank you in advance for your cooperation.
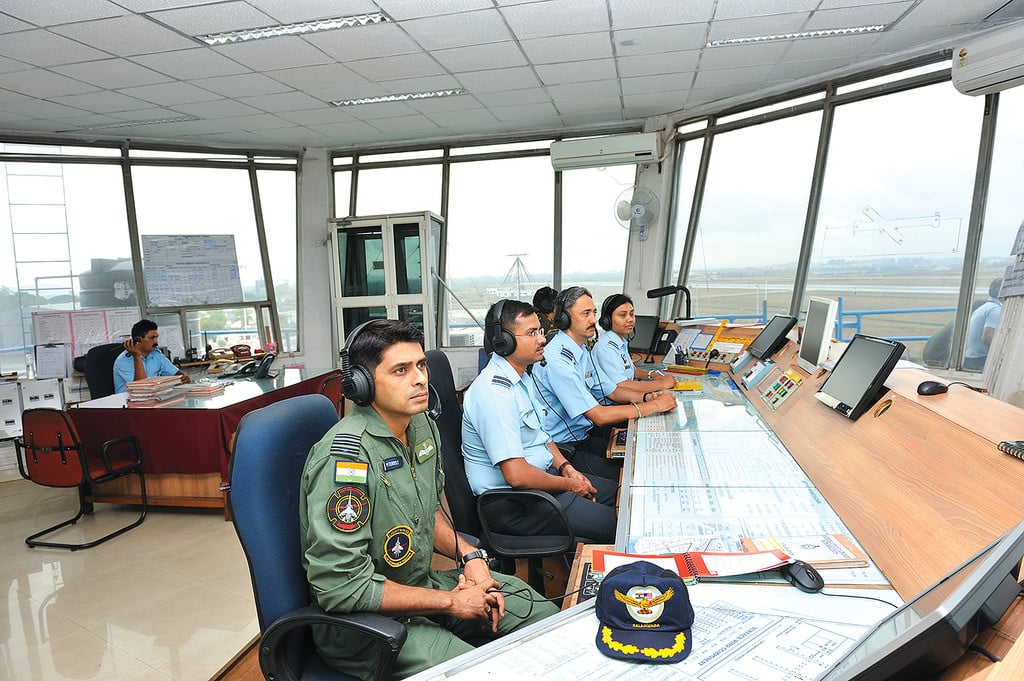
[964,277,1003,371]
[113,319,189,393]
[593,293,676,404]
[531,287,676,477]
[462,300,617,543]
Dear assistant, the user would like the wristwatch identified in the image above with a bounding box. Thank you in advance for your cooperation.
[459,548,489,567]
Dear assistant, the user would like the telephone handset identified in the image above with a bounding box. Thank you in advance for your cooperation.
[236,353,277,378]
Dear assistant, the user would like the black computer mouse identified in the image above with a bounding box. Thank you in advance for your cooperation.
[917,380,949,396]
[779,560,825,593]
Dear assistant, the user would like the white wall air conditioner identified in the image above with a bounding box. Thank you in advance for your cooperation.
[549,133,661,170]
[952,22,1024,96]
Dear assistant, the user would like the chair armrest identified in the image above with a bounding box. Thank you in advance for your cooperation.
[98,435,143,475]
[477,488,575,556]
[260,605,407,681]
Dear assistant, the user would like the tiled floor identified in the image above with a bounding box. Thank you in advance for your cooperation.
[0,478,258,681]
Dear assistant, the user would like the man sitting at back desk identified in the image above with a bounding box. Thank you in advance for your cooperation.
[531,286,676,477]
[113,319,189,393]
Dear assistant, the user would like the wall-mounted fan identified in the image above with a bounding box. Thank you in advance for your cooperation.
[614,186,660,241]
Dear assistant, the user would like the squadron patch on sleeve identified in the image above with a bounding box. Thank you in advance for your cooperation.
[326,486,370,532]
[383,525,415,567]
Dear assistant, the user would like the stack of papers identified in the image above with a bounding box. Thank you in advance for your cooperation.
[186,382,225,397]
[125,376,187,407]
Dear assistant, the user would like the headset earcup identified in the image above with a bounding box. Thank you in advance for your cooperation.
[598,312,610,330]
[344,364,374,406]
[492,327,516,357]
[554,308,571,330]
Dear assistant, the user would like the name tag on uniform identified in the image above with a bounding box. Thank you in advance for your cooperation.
[382,456,403,472]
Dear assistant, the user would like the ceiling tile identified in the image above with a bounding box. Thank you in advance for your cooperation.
[118,81,223,105]
[890,0,1008,29]
[50,91,155,114]
[276,107,356,126]
[781,33,881,61]
[170,99,265,118]
[455,66,541,93]
[380,75,462,94]
[130,48,251,80]
[713,0,819,21]
[618,50,699,77]
[708,14,810,42]
[500,0,610,39]
[306,82,389,102]
[699,42,789,70]
[306,119,380,139]
[536,59,618,85]
[374,0,493,20]
[0,56,32,75]
[807,2,914,30]
[400,9,513,51]
[614,23,709,56]
[148,1,277,36]
[245,0,381,23]
[693,63,775,88]
[609,0,714,29]
[266,64,368,90]
[519,32,613,64]
[488,101,559,122]
[346,53,447,81]
[369,114,442,134]
[0,29,111,67]
[237,91,326,113]
[0,69,98,98]
[621,72,693,95]
[53,59,172,89]
[426,108,498,127]
[407,96,485,113]
[302,23,421,62]
[0,98,97,119]
[191,73,293,98]
[0,14,33,34]
[545,79,621,102]
[51,16,197,56]
[105,106,191,121]
[339,100,418,120]
[555,96,623,115]
[0,0,126,26]
[432,42,528,72]
[112,0,234,11]
[475,88,553,107]
[212,113,294,130]
[213,36,334,71]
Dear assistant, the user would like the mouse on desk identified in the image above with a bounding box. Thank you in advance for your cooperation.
[779,560,825,593]
[917,380,949,396]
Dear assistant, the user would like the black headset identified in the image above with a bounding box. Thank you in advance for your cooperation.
[340,320,379,406]
[485,299,516,357]
[599,294,631,331]
[554,286,587,331]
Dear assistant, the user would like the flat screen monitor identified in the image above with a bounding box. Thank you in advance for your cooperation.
[747,314,797,360]
[797,297,839,374]
[628,315,661,355]
[817,521,1024,680]
[814,334,905,420]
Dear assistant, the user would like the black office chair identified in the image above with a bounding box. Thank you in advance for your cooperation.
[425,350,580,594]
[84,342,124,399]
[228,394,405,681]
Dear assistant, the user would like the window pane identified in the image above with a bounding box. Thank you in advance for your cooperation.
[132,166,266,305]
[258,169,298,353]
[393,222,422,295]
[561,165,635,306]
[189,308,263,354]
[342,306,387,335]
[963,88,1024,372]
[334,170,352,217]
[667,138,705,287]
[337,226,385,296]
[445,156,553,346]
[688,112,821,321]
[355,165,441,215]
[809,83,983,365]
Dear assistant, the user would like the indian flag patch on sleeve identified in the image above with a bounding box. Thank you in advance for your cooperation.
[335,460,369,484]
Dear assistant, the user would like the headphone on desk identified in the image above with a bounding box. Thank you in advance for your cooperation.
[485,299,516,357]
[340,320,380,406]
[599,294,632,332]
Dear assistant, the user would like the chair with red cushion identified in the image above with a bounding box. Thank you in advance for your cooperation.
[15,408,147,550]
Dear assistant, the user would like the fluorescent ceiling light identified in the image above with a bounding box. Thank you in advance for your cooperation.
[331,89,468,107]
[708,24,886,47]
[82,116,200,130]
[196,12,389,45]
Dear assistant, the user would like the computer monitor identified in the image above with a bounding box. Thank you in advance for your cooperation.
[797,297,839,374]
[628,315,661,355]
[747,314,797,360]
[814,334,905,420]
[817,520,1024,681]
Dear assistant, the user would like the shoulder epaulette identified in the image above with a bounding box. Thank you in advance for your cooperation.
[329,432,362,457]
[491,375,513,389]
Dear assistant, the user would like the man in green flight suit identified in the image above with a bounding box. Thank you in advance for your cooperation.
[300,319,558,680]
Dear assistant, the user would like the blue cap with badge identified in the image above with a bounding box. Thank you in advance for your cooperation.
[594,560,695,663]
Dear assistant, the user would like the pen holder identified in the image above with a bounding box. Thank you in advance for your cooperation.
[674,351,686,364]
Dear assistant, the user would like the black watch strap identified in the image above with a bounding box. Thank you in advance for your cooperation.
[459,549,488,567]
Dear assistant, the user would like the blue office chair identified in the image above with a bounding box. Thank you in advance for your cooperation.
[228,394,406,681]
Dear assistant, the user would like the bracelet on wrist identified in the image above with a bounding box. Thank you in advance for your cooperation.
[632,402,643,419]
[642,391,652,402]
[557,461,572,475]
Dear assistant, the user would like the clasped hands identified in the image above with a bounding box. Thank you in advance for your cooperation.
[560,465,597,501]
[450,561,504,631]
